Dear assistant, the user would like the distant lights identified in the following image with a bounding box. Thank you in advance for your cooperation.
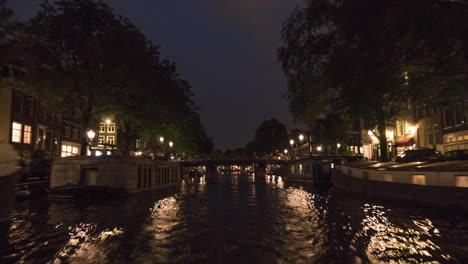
[289,139,294,146]
[284,149,288,154]
[317,146,322,152]
[299,134,304,142]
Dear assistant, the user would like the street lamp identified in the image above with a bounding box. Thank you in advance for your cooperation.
[299,134,304,142]
[317,146,322,152]
[169,141,173,148]
[159,136,164,144]
[289,139,294,146]
[336,143,341,156]
[284,149,288,154]
[86,130,95,156]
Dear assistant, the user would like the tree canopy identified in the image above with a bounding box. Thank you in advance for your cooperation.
[246,119,289,154]
[279,0,468,161]
[2,0,213,155]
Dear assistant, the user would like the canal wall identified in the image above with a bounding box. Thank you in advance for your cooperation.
[51,157,180,193]
[334,163,468,210]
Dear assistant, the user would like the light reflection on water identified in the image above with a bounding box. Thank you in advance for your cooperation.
[0,174,467,263]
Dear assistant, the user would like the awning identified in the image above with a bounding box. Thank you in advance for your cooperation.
[396,137,414,147]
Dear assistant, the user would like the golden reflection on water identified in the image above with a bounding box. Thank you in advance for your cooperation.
[52,223,124,263]
[355,204,452,263]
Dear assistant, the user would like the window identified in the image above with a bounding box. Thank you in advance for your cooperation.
[455,176,468,187]
[416,102,425,120]
[23,125,32,144]
[107,136,115,145]
[98,136,105,144]
[398,120,404,136]
[61,145,80,157]
[12,93,23,115]
[412,175,426,185]
[72,128,78,139]
[12,122,22,143]
[443,107,454,127]
[107,124,115,133]
[65,126,71,137]
[99,125,105,132]
[61,144,78,157]
[383,174,393,182]
[433,125,440,144]
[136,139,141,149]
[426,126,433,145]
[24,98,33,117]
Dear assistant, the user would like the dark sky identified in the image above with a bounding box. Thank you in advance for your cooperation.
[8,0,302,150]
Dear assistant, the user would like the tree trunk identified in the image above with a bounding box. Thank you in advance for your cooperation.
[80,92,94,156]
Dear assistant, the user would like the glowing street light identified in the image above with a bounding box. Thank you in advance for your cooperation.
[317,146,322,152]
[299,134,304,142]
[337,143,341,149]
[86,130,96,155]
[105,119,111,124]
[169,141,174,148]
[283,149,288,154]
[289,139,294,146]
[87,130,96,141]
[160,137,164,144]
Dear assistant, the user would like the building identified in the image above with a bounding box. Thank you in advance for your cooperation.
[0,65,83,160]
[441,100,468,152]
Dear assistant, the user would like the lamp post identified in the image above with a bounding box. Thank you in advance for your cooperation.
[86,130,95,156]
[289,139,294,160]
[336,143,341,156]
[283,149,288,160]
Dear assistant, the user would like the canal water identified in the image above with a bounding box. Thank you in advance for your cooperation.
[1,173,467,264]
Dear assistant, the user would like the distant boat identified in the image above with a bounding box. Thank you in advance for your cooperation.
[0,144,19,222]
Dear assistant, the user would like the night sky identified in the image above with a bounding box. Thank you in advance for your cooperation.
[8,0,302,149]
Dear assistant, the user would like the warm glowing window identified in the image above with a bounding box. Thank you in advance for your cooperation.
[107,136,115,145]
[412,175,426,185]
[99,125,105,132]
[455,176,468,187]
[61,144,79,157]
[12,122,22,143]
[23,125,32,144]
[136,139,141,149]
[98,136,105,144]
[383,173,393,182]
[107,124,115,133]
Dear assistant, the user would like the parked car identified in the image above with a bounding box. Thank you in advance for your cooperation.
[442,149,468,161]
[396,149,442,163]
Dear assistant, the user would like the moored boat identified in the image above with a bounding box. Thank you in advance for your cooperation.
[0,144,19,222]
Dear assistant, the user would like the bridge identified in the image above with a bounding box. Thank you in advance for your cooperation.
[179,157,289,179]
[179,158,288,167]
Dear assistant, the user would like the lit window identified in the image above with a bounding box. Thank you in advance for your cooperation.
[107,124,115,133]
[107,136,115,145]
[61,144,80,157]
[23,125,32,144]
[99,125,105,132]
[412,175,426,185]
[98,136,105,144]
[136,139,141,149]
[383,173,393,182]
[12,122,22,143]
[72,147,79,155]
[455,176,468,187]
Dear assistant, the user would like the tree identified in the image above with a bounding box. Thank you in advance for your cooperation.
[22,0,212,155]
[279,0,468,161]
[246,119,288,154]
